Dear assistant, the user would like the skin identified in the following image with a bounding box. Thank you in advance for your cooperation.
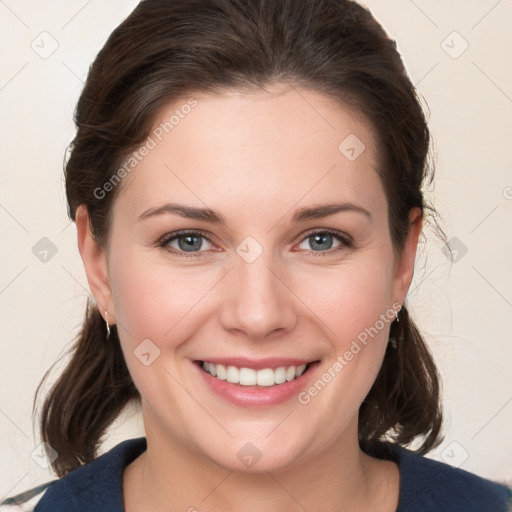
[76,83,422,511]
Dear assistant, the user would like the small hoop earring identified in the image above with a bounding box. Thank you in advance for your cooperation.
[105,310,111,339]
[394,305,401,323]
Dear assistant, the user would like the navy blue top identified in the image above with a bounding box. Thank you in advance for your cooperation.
[3,437,510,511]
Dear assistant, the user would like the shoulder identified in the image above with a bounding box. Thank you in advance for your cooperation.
[376,442,512,512]
[0,437,147,512]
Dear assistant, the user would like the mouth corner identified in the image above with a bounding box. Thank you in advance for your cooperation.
[306,359,321,371]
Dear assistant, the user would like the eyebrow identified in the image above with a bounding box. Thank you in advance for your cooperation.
[138,202,371,224]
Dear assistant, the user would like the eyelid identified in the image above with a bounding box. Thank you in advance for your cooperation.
[157,229,217,257]
[294,228,353,256]
[300,227,353,245]
[158,228,353,258]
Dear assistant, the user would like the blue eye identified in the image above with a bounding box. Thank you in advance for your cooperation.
[300,231,342,252]
[296,229,353,256]
[158,229,352,258]
[159,231,214,257]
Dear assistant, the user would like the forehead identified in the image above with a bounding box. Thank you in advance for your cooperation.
[114,84,385,223]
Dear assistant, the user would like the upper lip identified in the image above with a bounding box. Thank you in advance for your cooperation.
[195,357,318,370]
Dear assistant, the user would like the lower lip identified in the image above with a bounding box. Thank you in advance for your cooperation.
[193,360,321,407]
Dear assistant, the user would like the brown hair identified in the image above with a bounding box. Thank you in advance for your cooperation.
[36,0,444,477]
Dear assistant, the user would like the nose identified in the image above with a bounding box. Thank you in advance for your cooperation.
[219,248,298,341]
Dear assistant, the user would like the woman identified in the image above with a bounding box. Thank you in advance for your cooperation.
[1,0,510,510]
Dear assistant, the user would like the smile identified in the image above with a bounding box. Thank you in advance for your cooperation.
[199,361,313,387]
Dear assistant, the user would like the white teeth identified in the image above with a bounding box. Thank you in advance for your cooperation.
[296,364,306,377]
[256,368,275,387]
[239,367,256,385]
[226,365,239,383]
[216,364,226,381]
[274,367,287,384]
[201,361,310,386]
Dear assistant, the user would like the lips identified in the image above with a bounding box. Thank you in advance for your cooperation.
[193,356,319,388]
[193,357,321,406]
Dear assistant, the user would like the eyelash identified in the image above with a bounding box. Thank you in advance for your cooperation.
[157,229,353,259]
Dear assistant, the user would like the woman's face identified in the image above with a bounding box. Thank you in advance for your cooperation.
[79,83,420,472]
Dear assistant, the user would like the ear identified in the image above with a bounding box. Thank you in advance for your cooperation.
[75,205,116,325]
[392,207,423,307]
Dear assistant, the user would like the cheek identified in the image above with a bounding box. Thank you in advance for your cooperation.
[109,242,395,350]
[296,253,395,403]
[295,256,394,343]
[109,253,216,343]
[107,252,215,402]
[293,260,395,423]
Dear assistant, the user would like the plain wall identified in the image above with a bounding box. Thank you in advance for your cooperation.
[1,0,511,498]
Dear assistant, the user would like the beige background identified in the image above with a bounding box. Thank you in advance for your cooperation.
[1,0,511,498]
